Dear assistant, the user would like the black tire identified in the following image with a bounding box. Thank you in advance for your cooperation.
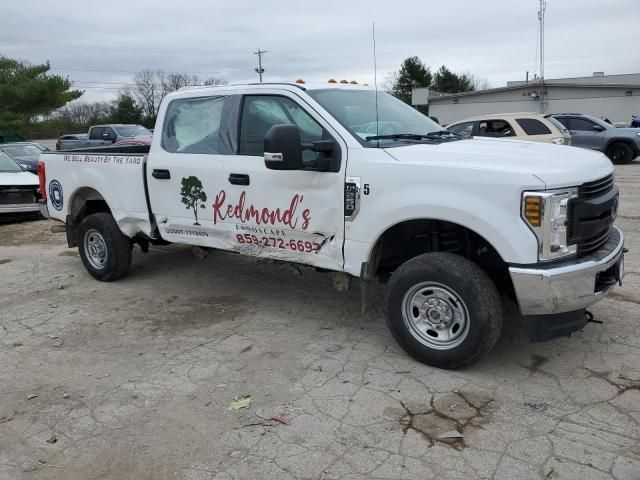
[385,252,502,370]
[606,142,634,164]
[77,213,132,281]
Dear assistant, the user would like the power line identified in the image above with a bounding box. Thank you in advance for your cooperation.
[0,36,251,56]
[50,66,243,75]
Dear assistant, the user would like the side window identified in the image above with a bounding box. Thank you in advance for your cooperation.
[555,117,570,129]
[516,118,552,135]
[104,127,116,139]
[89,127,104,140]
[239,95,326,159]
[569,118,595,131]
[477,120,515,137]
[447,121,474,138]
[161,95,239,154]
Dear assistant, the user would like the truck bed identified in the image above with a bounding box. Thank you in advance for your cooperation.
[40,150,154,238]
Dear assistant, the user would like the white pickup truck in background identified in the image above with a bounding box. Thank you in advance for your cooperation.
[38,82,625,369]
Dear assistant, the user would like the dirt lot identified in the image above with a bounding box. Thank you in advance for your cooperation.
[1,165,640,480]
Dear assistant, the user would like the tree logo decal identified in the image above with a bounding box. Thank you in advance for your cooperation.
[180,176,207,225]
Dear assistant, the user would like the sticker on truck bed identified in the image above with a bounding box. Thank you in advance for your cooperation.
[63,154,143,165]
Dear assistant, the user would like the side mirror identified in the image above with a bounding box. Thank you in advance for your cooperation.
[592,124,605,132]
[264,124,303,170]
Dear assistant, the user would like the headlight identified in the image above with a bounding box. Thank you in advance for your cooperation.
[522,188,578,261]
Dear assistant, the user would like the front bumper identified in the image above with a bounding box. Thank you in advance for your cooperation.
[509,226,624,316]
[0,203,40,214]
[38,199,50,218]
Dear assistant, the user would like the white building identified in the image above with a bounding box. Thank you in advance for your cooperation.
[428,73,640,126]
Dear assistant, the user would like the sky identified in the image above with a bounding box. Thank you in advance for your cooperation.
[1,0,638,104]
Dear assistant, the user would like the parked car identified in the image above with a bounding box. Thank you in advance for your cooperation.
[38,81,623,369]
[84,124,152,147]
[631,115,640,128]
[111,137,152,148]
[447,113,571,145]
[0,151,40,219]
[0,132,25,144]
[56,134,87,150]
[552,113,640,164]
[0,142,48,174]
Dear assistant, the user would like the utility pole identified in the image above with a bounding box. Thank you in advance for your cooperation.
[538,0,546,113]
[254,49,267,83]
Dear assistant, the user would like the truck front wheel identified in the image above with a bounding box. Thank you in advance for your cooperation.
[385,252,503,369]
[77,213,132,281]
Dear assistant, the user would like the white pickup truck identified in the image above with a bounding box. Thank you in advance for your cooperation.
[38,82,625,369]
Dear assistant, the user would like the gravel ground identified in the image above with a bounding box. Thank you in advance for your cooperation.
[0,164,639,480]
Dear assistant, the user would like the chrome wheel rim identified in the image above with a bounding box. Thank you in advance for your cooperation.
[83,229,108,270]
[401,282,470,350]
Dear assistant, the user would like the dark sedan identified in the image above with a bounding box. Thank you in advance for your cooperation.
[0,142,48,174]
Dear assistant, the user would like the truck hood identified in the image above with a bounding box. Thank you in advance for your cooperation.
[384,137,613,188]
[0,171,39,186]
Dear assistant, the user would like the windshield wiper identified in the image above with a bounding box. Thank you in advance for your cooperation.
[366,131,463,142]
[424,130,463,139]
[365,133,428,141]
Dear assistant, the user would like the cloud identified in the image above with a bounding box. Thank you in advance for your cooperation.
[1,0,636,103]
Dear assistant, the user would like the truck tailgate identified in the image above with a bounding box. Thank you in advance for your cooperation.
[40,152,153,237]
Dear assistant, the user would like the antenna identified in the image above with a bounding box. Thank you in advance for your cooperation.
[372,22,380,146]
[538,0,547,112]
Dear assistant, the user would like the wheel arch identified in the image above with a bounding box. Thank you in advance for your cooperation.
[363,217,516,298]
[605,137,637,153]
[66,187,112,247]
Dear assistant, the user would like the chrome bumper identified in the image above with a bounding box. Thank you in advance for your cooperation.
[0,203,40,214]
[509,226,624,316]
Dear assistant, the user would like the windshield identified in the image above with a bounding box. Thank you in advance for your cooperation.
[307,89,443,147]
[0,151,23,172]
[1,145,42,156]
[115,125,151,137]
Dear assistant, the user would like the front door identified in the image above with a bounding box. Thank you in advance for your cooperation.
[217,92,346,271]
[568,117,605,150]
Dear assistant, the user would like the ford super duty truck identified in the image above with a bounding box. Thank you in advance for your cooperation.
[37,82,625,369]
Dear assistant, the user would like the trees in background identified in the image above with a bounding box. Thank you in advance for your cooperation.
[386,57,489,111]
[0,56,82,130]
[130,70,228,125]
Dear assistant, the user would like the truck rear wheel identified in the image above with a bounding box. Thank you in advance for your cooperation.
[77,213,132,281]
[385,252,502,369]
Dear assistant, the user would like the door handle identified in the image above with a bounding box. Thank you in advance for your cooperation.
[228,173,250,186]
[152,169,171,180]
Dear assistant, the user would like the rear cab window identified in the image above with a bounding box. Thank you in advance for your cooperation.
[88,127,105,140]
[515,118,552,135]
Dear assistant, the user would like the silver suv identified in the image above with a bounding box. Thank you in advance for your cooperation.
[551,113,640,164]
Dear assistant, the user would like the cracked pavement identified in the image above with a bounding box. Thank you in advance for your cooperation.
[1,164,640,480]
